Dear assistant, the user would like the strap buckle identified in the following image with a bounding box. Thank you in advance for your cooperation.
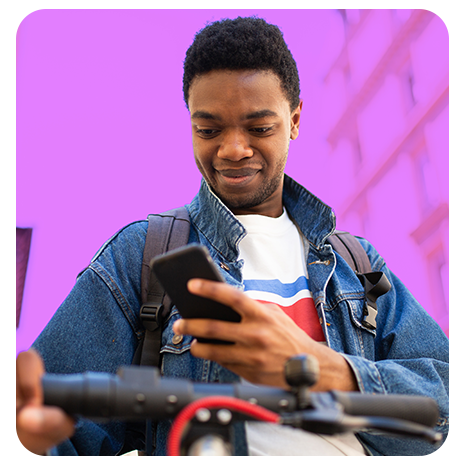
[140,303,164,331]
[362,303,378,331]
[357,271,392,331]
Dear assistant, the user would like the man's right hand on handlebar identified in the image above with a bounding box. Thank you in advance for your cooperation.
[16,350,75,455]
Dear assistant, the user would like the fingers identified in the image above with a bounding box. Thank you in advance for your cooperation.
[189,338,264,366]
[175,279,287,347]
[174,317,243,344]
[18,406,75,438]
[16,349,45,409]
[187,278,262,318]
[17,405,75,455]
[173,314,274,368]
[16,349,75,455]
[186,339,290,388]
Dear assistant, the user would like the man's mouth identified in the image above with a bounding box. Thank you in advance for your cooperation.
[215,168,261,186]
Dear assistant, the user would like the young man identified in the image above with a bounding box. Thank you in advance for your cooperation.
[16,17,449,456]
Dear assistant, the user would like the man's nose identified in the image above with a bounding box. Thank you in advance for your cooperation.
[217,129,253,161]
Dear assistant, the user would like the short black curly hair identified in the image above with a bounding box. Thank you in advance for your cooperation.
[183,16,300,111]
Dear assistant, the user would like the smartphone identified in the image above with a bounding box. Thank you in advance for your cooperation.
[150,244,241,343]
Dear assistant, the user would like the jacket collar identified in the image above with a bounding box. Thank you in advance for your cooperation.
[186,174,336,261]
[281,175,336,249]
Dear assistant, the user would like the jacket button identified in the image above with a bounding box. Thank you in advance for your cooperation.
[172,334,183,345]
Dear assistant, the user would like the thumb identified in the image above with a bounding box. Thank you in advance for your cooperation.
[18,404,75,435]
[17,405,75,455]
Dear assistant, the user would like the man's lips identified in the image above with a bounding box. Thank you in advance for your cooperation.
[215,167,261,178]
[214,167,261,186]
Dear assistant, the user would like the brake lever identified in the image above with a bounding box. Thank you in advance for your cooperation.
[280,409,442,445]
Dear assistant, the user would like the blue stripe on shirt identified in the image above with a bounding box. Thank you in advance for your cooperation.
[243,276,309,298]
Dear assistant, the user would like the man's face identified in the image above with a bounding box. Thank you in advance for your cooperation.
[188,70,302,217]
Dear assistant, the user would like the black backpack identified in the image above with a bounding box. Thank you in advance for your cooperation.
[134,206,391,369]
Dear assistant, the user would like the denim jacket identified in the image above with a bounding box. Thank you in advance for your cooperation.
[33,175,449,456]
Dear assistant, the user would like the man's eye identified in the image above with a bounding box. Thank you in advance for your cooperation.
[196,129,219,137]
[250,127,273,134]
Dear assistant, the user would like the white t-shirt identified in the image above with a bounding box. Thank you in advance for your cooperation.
[236,209,366,456]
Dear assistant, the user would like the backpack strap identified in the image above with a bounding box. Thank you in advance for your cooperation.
[327,230,391,331]
[134,207,190,367]
[126,208,190,456]
[327,230,371,274]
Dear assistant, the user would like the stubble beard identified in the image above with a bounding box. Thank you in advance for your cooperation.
[202,154,288,212]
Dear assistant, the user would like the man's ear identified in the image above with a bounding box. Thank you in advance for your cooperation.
[290,100,303,141]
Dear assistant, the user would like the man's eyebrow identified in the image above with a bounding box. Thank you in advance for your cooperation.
[191,109,279,121]
[191,111,221,121]
[243,109,279,120]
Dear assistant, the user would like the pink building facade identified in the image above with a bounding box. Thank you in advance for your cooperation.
[16,10,449,354]
[318,10,449,336]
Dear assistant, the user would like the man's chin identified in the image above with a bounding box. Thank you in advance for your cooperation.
[217,188,276,214]
[205,174,284,214]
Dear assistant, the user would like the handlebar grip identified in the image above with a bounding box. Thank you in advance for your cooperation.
[330,391,439,427]
[43,372,116,418]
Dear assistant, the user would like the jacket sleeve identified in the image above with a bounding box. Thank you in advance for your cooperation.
[32,221,148,455]
[341,238,449,456]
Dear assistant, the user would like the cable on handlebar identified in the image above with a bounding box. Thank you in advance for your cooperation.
[166,396,280,456]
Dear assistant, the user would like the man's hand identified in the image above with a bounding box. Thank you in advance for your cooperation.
[16,350,75,455]
[173,279,359,392]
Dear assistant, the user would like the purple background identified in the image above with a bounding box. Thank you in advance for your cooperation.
[16,9,449,354]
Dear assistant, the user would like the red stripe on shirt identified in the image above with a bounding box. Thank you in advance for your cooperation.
[256,297,325,342]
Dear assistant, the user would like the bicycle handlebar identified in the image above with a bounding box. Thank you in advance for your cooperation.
[42,365,439,429]
[328,390,438,427]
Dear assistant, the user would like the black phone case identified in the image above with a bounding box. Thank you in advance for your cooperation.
[150,244,241,343]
